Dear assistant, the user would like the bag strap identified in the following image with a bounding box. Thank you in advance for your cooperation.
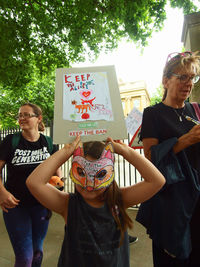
[12,132,53,153]
[44,135,53,154]
[185,102,195,117]
[11,132,21,149]
[192,102,200,121]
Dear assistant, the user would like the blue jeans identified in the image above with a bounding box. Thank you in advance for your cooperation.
[3,204,49,267]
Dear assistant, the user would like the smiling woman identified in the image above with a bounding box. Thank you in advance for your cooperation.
[0,102,61,267]
[17,103,45,133]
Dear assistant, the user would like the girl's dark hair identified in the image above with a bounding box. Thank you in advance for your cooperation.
[83,141,133,245]
[20,103,45,131]
[162,51,200,101]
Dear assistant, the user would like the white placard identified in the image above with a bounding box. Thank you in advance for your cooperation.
[53,65,127,144]
[126,107,142,135]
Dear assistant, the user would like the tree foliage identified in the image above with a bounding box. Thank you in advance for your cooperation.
[150,84,163,106]
[0,68,55,127]
[0,0,199,127]
[0,0,198,88]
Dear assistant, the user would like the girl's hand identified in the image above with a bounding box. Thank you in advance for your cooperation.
[63,136,81,157]
[106,137,128,156]
[0,189,20,212]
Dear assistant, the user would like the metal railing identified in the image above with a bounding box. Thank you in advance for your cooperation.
[0,123,143,197]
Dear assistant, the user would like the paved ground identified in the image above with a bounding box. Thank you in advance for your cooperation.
[0,208,153,267]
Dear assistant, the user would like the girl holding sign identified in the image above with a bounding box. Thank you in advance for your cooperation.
[26,136,165,266]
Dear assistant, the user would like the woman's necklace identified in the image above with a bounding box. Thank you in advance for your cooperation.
[173,106,185,122]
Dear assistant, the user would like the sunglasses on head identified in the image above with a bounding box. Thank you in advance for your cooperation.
[166,51,192,64]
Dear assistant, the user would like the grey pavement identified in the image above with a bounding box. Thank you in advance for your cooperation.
[0,208,153,267]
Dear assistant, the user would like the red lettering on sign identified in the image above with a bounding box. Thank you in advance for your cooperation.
[81,75,85,81]
[65,75,71,83]
[96,129,107,135]
[75,76,80,82]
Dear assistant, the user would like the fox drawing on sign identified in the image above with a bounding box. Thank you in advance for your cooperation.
[72,100,91,114]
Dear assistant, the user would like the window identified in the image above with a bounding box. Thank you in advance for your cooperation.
[133,98,140,109]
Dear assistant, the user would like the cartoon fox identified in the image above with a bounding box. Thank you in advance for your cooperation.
[71,100,91,113]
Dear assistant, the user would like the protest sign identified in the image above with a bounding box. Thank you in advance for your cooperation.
[53,65,127,143]
[125,107,143,149]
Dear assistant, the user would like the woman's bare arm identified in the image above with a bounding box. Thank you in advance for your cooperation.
[143,124,200,161]
[173,124,200,153]
[0,160,20,212]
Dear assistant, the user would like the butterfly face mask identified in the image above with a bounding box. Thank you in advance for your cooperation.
[70,142,115,191]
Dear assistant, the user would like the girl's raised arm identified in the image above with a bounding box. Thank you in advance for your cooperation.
[26,136,80,221]
[107,137,165,208]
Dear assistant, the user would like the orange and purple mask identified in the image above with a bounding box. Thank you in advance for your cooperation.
[70,142,115,191]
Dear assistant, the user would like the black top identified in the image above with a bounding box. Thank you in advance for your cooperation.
[58,193,130,267]
[0,133,57,206]
[138,102,200,258]
[140,102,200,174]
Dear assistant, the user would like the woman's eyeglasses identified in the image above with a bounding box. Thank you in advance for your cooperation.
[166,51,192,63]
[16,113,37,120]
[171,73,200,84]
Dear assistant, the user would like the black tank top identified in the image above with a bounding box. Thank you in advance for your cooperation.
[58,193,130,267]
